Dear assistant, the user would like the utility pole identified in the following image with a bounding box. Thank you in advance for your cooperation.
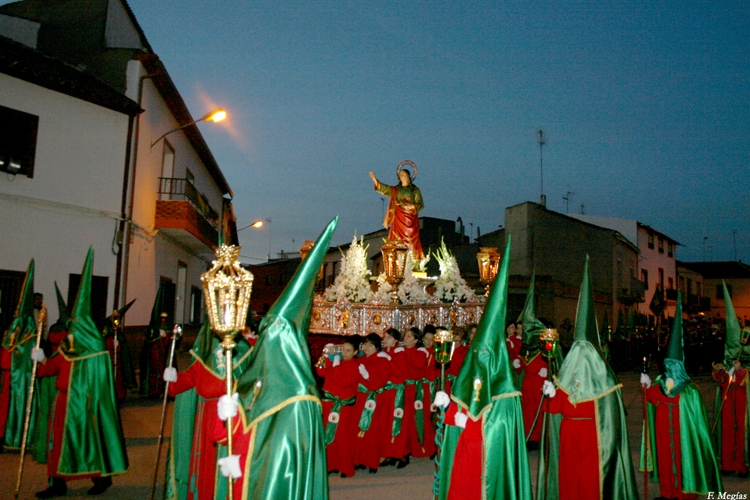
[703,236,708,261]
[538,129,547,206]
[580,202,585,215]
[733,229,738,261]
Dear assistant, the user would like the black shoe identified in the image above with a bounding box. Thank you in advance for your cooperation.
[36,478,67,498]
[0,436,5,452]
[368,467,378,474]
[396,457,410,469]
[354,464,366,470]
[340,473,347,478]
[526,441,539,451]
[87,476,112,496]
[429,452,436,460]
[381,457,397,467]
[327,469,340,476]
[739,470,749,479]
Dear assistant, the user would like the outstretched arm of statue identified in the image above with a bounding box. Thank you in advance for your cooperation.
[369,171,378,186]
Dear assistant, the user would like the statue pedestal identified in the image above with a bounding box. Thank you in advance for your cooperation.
[310,296,485,336]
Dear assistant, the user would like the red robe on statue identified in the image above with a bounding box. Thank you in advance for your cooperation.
[317,357,361,477]
[168,361,228,500]
[543,395,599,500]
[352,352,392,470]
[713,366,748,474]
[644,386,698,500]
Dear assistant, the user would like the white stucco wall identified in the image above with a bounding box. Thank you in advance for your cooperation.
[0,73,130,322]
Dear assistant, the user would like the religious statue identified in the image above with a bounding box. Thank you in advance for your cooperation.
[369,160,424,260]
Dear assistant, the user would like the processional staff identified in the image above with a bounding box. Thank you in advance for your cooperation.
[14,305,45,498]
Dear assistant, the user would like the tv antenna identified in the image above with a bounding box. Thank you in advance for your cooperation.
[538,129,547,205]
[563,191,574,214]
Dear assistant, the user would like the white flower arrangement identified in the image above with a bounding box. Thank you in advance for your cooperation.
[324,236,374,303]
[370,272,393,303]
[433,239,477,303]
[397,252,431,304]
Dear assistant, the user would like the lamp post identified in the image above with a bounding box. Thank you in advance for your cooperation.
[151,108,227,148]
[201,244,253,500]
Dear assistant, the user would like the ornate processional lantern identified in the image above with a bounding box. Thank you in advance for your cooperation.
[540,328,559,360]
[433,329,456,392]
[476,247,500,297]
[381,239,409,303]
[201,244,253,500]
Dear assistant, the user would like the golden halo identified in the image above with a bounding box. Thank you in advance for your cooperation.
[397,160,418,180]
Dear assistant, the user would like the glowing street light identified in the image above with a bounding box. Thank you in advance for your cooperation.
[151,108,227,147]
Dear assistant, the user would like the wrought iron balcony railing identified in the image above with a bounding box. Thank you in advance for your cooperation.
[158,177,219,226]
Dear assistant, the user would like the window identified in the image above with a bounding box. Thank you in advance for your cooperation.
[658,238,664,254]
[717,284,732,300]
[668,277,674,290]
[0,105,39,177]
[658,268,664,288]
[641,269,649,290]
[159,140,175,201]
[190,286,202,324]
[648,234,654,249]
[667,243,673,258]
[186,168,194,185]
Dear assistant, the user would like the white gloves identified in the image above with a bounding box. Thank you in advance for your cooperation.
[218,455,242,478]
[418,347,429,356]
[394,347,404,353]
[218,393,239,421]
[159,329,167,338]
[542,380,556,398]
[31,347,46,363]
[728,367,736,379]
[433,391,450,409]
[640,373,651,388]
[113,338,119,348]
[332,356,341,367]
[358,364,370,380]
[454,412,468,429]
[513,358,521,369]
[163,367,177,383]
[538,367,548,378]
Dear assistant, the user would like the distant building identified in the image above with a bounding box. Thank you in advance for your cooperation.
[678,261,750,324]
[479,202,642,347]
[0,0,237,334]
[570,215,680,317]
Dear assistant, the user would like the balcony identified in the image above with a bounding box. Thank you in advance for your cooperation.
[155,178,219,252]
[617,277,646,304]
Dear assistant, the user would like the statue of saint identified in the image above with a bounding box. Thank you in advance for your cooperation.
[369,161,424,260]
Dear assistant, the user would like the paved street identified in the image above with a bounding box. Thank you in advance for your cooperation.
[1,370,747,499]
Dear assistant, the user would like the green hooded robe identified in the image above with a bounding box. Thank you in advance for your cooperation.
[537,255,638,500]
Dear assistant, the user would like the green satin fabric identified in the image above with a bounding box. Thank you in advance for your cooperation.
[388,382,405,437]
[357,383,384,432]
[540,389,638,500]
[406,379,424,445]
[435,417,462,500]
[518,274,546,359]
[555,341,618,404]
[241,399,328,500]
[452,239,519,419]
[641,380,722,494]
[31,374,57,463]
[322,390,356,445]
[4,330,34,449]
[722,282,750,365]
[483,396,533,500]
[423,378,437,406]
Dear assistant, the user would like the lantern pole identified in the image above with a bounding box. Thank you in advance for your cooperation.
[432,329,456,500]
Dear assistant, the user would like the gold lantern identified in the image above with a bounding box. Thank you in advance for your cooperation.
[434,329,456,392]
[200,244,253,499]
[381,238,409,303]
[540,328,559,361]
[476,247,500,296]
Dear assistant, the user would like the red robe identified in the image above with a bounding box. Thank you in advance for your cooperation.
[212,413,253,500]
[544,395,599,500]
[520,353,547,442]
[506,334,523,371]
[644,386,698,500]
[352,352,392,470]
[713,367,748,474]
[381,346,407,460]
[445,344,468,395]
[444,404,482,500]
[0,347,11,439]
[317,358,360,477]
[403,346,432,457]
[37,354,99,480]
[168,362,228,500]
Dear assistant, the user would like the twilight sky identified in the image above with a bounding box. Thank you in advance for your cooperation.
[125,0,749,264]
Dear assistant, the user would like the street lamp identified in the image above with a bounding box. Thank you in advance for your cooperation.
[237,220,264,233]
[151,108,227,147]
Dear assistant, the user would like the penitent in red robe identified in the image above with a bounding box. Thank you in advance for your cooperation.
[352,352,392,470]
[444,403,482,500]
[317,357,361,477]
[713,367,748,474]
[644,386,698,500]
[544,395,599,500]
[403,346,432,458]
[520,354,547,442]
[168,362,228,500]
[381,346,407,461]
